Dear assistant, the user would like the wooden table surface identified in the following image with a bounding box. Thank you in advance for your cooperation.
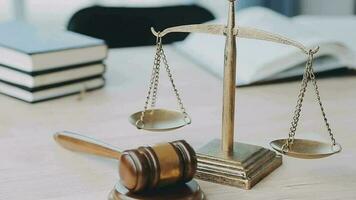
[1,46,355,200]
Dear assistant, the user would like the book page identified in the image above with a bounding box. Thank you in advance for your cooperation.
[174,7,350,85]
[293,16,356,68]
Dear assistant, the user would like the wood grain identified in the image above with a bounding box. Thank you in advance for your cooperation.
[54,131,122,159]
[0,46,355,200]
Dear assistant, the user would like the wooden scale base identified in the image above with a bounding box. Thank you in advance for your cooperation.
[196,140,282,189]
[108,180,205,200]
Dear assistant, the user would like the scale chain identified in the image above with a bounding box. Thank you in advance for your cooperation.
[138,36,163,127]
[286,54,311,147]
[150,37,163,108]
[137,35,191,127]
[160,44,191,123]
[284,48,337,151]
[308,57,337,146]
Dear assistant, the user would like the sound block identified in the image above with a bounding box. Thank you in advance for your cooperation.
[108,180,205,200]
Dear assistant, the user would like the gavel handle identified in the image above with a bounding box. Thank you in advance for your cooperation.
[54,131,122,160]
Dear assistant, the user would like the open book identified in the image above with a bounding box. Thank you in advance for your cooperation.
[174,7,355,86]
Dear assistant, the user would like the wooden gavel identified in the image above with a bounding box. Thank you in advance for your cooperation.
[54,131,197,193]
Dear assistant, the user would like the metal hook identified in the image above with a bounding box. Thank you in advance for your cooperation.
[309,46,320,55]
[135,120,145,130]
[184,115,192,125]
[151,27,160,37]
[281,143,290,154]
[332,143,342,154]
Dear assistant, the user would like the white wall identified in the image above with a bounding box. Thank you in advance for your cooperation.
[196,0,227,18]
[0,0,13,21]
[199,0,356,16]
[300,0,355,15]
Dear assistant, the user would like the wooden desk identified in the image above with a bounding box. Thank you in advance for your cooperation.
[0,47,355,200]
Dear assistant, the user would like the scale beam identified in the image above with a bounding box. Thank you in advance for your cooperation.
[151,24,225,37]
[236,27,313,54]
[151,26,315,54]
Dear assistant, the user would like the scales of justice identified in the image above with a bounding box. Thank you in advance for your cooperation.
[127,0,341,192]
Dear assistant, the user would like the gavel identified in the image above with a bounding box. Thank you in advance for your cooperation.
[54,131,197,193]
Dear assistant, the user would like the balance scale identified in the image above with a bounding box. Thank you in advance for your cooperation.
[127,0,342,190]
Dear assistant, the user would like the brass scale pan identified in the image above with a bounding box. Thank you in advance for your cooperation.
[129,109,191,132]
[270,139,342,159]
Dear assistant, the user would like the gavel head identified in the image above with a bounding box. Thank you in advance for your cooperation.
[118,140,197,193]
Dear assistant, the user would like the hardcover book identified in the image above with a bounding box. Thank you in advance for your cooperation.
[0,76,105,103]
[0,62,105,89]
[0,21,108,72]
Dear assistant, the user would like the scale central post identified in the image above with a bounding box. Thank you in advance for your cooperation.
[195,0,282,189]
[222,0,237,154]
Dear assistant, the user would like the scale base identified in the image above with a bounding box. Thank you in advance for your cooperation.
[196,139,282,190]
[108,180,205,200]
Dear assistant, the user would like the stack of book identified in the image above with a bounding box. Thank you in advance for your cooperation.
[0,21,108,103]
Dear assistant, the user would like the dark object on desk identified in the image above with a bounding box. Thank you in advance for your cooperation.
[67,5,215,48]
[54,131,197,193]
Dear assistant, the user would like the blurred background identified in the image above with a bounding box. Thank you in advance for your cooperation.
[0,0,355,30]
[0,0,355,102]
